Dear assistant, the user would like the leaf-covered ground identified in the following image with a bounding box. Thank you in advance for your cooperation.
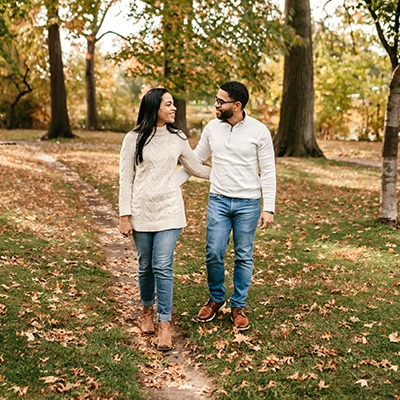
[0,130,399,399]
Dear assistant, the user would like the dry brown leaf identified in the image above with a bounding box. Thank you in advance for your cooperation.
[233,333,250,344]
[40,376,60,384]
[11,385,29,396]
[318,380,330,389]
[321,332,333,341]
[389,332,400,343]
[355,379,368,387]
[287,371,308,381]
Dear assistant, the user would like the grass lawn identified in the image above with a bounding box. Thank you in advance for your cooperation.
[0,137,147,399]
[0,129,399,399]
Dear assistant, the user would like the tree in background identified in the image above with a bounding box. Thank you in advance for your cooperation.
[362,0,399,227]
[66,0,123,131]
[273,0,324,157]
[116,0,292,133]
[0,15,33,129]
[65,49,138,131]
[313,7,391,140]
[42,0,74,139]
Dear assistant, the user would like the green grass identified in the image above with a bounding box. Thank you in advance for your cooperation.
[1,132,399,399]
[173,168,400,399]
[0,145,147,399]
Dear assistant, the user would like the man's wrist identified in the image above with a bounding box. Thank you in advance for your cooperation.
[264,210,274,215]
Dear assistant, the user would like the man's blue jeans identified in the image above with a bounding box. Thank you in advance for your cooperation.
[133,228,181,322]
[205,193,260,309]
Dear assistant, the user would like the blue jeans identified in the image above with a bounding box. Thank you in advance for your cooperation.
[206,193,260,309]
[133,228,181,322]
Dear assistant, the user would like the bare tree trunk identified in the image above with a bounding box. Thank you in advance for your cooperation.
[378,64,400,227]
[85,35,100,130]
[273,0,324,157]
[174,98,187,133]
[42,22,74,140]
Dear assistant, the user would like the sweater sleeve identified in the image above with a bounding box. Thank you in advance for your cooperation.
[119,132,136,217]
[175,125,212,185]
[178,138,211,180]
[258,127,276,212]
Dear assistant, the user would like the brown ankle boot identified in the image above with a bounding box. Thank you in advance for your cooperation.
[157,321,172,351]
[141,307,155,335]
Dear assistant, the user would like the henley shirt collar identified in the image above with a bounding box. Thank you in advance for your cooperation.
[219,110,247,128]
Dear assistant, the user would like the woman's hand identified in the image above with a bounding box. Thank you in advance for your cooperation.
[118,216,133,237]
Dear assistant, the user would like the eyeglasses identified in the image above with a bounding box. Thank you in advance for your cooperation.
[214,96,237,106]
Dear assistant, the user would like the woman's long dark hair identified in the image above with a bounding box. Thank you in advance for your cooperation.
[134,88,182,165]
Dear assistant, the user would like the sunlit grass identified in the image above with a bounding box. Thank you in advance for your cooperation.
[1,134,399,399]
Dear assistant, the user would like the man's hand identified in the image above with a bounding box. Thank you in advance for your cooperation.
[258,211,274,229]
[118,216,133,237]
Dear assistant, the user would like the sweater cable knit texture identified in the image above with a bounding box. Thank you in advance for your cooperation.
[119,125,210,232]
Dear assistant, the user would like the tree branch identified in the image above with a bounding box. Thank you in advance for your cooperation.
[364,0,398,69]
[96,30,130,43]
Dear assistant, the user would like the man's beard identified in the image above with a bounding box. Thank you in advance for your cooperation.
[216,108,234,121]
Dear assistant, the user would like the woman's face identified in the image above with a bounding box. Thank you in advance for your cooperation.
[157,92,177,126]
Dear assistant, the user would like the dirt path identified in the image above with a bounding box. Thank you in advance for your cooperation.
[35,150,217,400]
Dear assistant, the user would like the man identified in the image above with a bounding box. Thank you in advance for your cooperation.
[177,81,276,330]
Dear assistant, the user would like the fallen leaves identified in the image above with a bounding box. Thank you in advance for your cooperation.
[311,344,338,358]
[355,378,369,387]
[389,332,400,343]
[318,380,330,389]
[257,354,294,372]
[140,363,186,389]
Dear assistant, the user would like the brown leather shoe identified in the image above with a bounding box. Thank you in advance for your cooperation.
[197,299,226,322]
[231,307,250,331]
[157,321,172,351]
[141,307,155,335]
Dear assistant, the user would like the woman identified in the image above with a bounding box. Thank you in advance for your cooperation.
[118,88,210,351]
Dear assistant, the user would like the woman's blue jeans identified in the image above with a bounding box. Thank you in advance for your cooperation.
[133,228,181,322]
[206,193,260,309]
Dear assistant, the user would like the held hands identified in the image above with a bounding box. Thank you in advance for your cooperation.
[118,216,133,237]
[258,211,274,229]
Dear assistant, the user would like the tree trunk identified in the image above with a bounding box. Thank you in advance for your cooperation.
[174,98,187,133]
[7,72,32,129]
[378,64,400,227]
[42,22,74,140]
[85,35,100,130]
[273,0,324,157]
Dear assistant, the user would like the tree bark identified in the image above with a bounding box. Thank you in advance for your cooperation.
[7,68,32,129]
[378,64,400,227]
[85,35,100,130]
[273,0,324,157]
[42,22,74,140]
[174,98,187,133]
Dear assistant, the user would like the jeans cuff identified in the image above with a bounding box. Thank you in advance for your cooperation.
[158,313,171,322]
[141,300,154,308]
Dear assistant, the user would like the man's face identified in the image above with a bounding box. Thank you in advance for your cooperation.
[214,89,236,121]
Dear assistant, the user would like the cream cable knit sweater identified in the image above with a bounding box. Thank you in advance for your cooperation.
[119,125,210,232]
